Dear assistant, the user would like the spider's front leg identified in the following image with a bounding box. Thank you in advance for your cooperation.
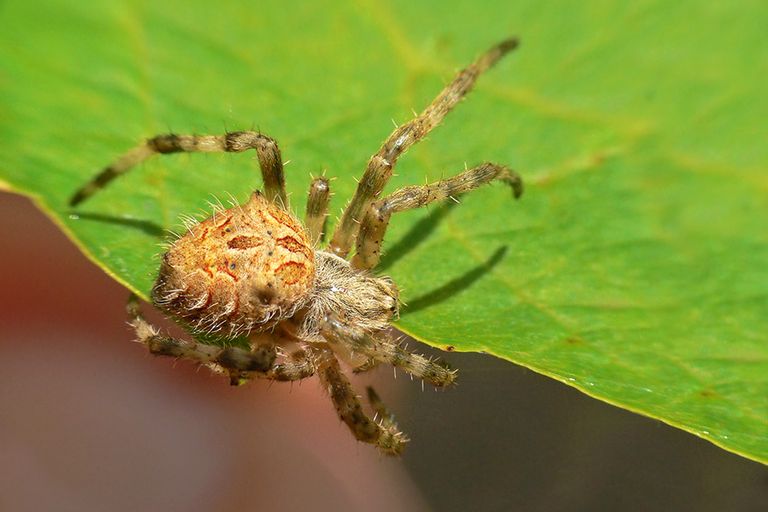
[127,296,314,384]
[352,162,522,270]
[314,346,408,456]
[70,131,289,208]
[320,314,457,388]
[317,314,459,455]
[329,38,519,258]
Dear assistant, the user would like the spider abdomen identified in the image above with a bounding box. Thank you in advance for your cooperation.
[152,191,315,335]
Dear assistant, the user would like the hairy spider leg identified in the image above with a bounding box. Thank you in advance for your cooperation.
[304,176,331,245]
[240,347,318,383]
[366,386,401,434]
[69,131,289,208]
[353,162,522,270]
[328,38,519,258]
[315,347,408,456]
[320,315,457,388]
[127,295,317,383]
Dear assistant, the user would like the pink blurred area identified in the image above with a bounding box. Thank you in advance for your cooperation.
[4,189,767,512]
[0,191,429,512]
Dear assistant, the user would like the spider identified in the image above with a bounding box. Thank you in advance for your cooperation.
[69,38,523,455]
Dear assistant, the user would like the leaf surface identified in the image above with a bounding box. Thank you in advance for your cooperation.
[1,0,766,463]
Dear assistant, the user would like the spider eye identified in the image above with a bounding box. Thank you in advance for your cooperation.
[229,262,236,270]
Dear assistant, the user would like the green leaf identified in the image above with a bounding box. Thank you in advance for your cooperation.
[1,0,766,464]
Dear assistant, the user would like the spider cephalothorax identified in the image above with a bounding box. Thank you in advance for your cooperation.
[70,38,523,455]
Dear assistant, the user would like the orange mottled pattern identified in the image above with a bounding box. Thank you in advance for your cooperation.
[152,191,315,333]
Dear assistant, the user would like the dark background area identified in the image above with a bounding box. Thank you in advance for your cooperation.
[1,191,766,511]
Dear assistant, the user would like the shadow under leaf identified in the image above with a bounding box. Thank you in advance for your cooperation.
[378,201,459,272]
[401,246,508,316]
[70,211,166,238]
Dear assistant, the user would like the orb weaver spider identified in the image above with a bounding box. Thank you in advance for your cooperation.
[70,38,523,455]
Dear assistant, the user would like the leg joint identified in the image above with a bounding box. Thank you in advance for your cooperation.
[224,131,279,153]
[146,335,186,357]
[217,345,276,372]
[147,134,184,154]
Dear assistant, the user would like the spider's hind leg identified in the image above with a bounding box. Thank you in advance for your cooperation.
[127,295,297,384]
[315,347,408,456]
[321,315,457,388]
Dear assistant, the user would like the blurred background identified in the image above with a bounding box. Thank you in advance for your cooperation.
[2,190,766,511]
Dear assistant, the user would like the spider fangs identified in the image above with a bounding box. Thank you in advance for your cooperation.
[70,38,523,455]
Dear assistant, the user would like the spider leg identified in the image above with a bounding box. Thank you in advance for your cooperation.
[246,348,317,382]
[352,162,522,270]
[352,358,380,374]
[366,386,400,433]
[70,131,288,208]
[127,294,278,382]
[328,38,519,258]
[321,315,457,388]
[315,346,408,456]
[304,176,331,245]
